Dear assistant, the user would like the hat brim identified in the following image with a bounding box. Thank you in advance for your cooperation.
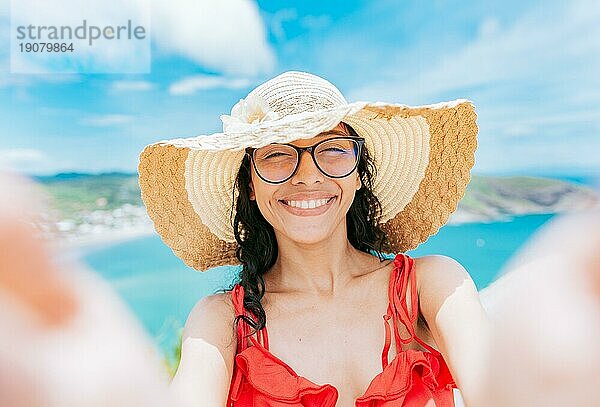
[138,100,478,271]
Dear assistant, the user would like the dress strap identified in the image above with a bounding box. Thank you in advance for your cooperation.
[231,284,269,352]
[381,254,440,368]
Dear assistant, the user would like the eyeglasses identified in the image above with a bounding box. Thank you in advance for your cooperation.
[245,136,365,184]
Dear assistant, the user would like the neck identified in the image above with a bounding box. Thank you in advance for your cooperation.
[268,222,380,297]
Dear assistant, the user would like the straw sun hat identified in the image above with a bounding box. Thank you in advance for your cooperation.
[138,71,478,271]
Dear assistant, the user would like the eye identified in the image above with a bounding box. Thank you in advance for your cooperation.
[263,151,292,159]
[322,146,347,153]
[255,144,296,160]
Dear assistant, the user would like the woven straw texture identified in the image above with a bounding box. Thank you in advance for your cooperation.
[138,103,477,271]
[139,145,239,269]
[138,71,478,271]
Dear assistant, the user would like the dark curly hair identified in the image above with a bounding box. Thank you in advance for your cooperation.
[227,123,392,338]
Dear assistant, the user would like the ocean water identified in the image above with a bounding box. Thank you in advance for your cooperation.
[82,213,556,356]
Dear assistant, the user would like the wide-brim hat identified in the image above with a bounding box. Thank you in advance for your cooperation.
[138,71,478,271]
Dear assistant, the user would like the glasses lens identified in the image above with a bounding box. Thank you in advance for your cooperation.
[314,138,360,177]
[252,138,361,183]
[253,144,298,183]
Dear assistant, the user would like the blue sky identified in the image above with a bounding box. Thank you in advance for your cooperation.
[0,0,598,176]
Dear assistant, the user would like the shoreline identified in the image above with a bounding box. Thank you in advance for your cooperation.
[45,203,600,264]
[49,224,156,260]
[47,211,550,258]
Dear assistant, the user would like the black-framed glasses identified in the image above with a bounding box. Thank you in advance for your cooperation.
[246,136,365,184]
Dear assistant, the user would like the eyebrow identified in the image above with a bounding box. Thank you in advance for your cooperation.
[317,129,350,138]
[283,129,351,147]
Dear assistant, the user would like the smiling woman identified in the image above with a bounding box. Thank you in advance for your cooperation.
[138,70,485,406]
[242,123,367,247]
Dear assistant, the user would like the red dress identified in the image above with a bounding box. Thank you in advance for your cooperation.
[226,253,458,406]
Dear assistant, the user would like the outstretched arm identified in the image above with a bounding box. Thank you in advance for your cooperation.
[170,294,237,407]
[416,255,492,407]
[0,170,180,407]
[478,207,600,407]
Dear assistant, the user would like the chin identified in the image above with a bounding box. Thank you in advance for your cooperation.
[280,226,333,245]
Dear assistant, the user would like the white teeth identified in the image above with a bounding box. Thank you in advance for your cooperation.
[283,198,331,209]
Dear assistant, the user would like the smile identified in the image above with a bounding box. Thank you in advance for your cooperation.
[278,196,336,216]
[281,197,334,209]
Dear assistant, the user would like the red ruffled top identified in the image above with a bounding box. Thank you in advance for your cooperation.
[226,253,458,406]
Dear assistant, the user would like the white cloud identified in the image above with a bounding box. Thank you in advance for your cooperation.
[350,0,600,106]
[264,9,331,45]
[110,80,155,92]
[0,148,48,172]
[0,74,29,88]
[268,8,297,42]
[0,12,78,85]
[344,0,600,175]
[1,0,274,81]
[168,74,251,96]
[493,109,600,133]
[79,114,134,127]
[9,0,151,74]
[150,0,275,76]
[477,17,501,38]
[0,71,81,88]
[0,12,81,85]
[38,107,82,116]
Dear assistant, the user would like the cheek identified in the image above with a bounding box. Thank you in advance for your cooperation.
[250,175,277,215]
[340,190,357,214]
[340,179,360,206]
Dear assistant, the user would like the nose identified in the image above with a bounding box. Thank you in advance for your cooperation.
[290,150,324,185]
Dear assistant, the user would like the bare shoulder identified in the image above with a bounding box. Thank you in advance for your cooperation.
[182,290,238,376]
[184,291,237,347]
[413,254,471,292]
[171,291,238,404]
[412,253,484,335]
[412,255,475,338]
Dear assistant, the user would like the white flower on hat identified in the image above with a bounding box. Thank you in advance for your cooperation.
[220,94,280,133]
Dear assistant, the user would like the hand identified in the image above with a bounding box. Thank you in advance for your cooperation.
[478,206,600,406]
[0,170,178,407]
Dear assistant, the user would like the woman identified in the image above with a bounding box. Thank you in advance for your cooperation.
[138,71,491,406]
[2,168,598,407]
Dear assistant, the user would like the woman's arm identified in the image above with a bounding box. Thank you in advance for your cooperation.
[0,171,178,406]
[477,208,600,407]
[416,255,492,407]
[170,294,237,407]
[417,207,600,407]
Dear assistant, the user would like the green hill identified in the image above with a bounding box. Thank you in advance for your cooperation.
[31,172,599,240]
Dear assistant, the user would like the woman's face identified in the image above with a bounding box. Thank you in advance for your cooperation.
[248,123,362,245]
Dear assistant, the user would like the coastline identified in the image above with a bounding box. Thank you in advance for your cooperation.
[32,173,599,264]
[42,183,599,265]
[49,224,156,261]
[49,211,485,259]
[47,206,595,259]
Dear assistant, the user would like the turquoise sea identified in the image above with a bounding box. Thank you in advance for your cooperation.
[82,213,556,357]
